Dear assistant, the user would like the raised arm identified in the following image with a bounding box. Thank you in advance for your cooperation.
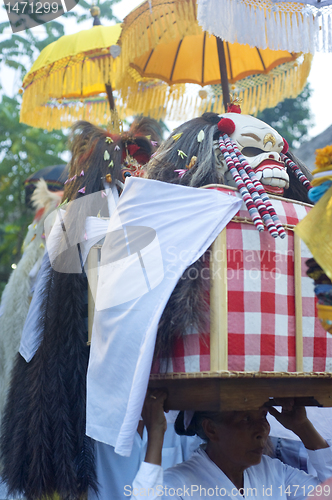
[268,400,328,451]
[142,389,168,465]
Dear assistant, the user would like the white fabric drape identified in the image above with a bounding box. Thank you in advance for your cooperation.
[86,177,242,456]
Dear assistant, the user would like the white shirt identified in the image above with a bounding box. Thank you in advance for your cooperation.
[129,446,332,500]
[88,422,202,500]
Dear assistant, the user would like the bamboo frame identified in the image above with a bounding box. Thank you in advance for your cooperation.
[209,228,228,371]
[294,232,304,371]
[208,211,305,373]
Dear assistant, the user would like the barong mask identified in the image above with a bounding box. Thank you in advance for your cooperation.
[215,113,289,196]
[215,110,311,238]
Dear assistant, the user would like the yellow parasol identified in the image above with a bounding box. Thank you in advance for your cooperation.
[119,0,312,115]
[20,23,123,129]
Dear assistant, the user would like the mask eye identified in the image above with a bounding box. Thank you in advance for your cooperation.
[241,147,265,157]
[121,169,132,181]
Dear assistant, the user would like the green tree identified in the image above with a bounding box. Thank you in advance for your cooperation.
[0,19,65,80]
[256,85,313,149]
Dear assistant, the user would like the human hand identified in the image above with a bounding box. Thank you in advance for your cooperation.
[267,399,328,450]
[142,389,168,437]
[267,399,308,434]
[142,389,168,465]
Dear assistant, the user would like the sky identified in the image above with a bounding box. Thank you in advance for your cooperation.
[1,0,332,139]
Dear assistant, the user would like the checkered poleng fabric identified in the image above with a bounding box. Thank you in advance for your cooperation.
[152,190,332,375]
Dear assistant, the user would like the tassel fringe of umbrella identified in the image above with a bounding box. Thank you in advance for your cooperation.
[197,0,332,53]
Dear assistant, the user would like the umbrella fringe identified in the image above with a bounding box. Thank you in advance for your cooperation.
[20,54,120,117]
[119,0,199,76]
[197,0,331,53]
[20,53,312,131]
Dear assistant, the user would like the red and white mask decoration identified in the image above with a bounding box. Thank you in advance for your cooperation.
[217,113,289,196]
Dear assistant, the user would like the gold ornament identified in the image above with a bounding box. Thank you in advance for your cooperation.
[263,133,276,148]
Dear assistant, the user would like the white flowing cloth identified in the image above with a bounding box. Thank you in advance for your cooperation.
[131,446,332,500]
[86,177,242,456]
[19,187,118,362]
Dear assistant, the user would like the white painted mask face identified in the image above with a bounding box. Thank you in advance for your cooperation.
[218,113,289,196]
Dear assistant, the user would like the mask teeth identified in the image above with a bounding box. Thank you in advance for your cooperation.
[220,134,285,239]
[282,154,312,192]
[233,143,286,239]
[219,135,265,233]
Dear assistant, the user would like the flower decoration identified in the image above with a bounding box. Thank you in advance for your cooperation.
[104,150,110,161]
[105,137,113,144]
[315,146,332,170]
[78,187,86,194]
[177,150,188,159]
[64,175,77,185]
[174,169,187,178]
[58,198,68,208]
[172,133,183,141]
[80,170,84,177]
[186,156,197,169]
[108,160,114,168]
[197,130,205,143]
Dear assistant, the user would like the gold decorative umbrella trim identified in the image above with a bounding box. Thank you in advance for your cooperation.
[118,54,312,121]
[119,0,200,74]
[19,79,187,131]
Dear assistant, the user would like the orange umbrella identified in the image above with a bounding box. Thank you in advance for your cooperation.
[119,0,312,113]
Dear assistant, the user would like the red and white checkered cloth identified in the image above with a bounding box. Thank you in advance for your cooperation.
[152,187,332,374]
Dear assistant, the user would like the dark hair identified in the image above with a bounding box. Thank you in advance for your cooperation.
[145,113,223,187]
[0,118,157,500]
[57,120,155,257]
[174,410,232,441]
[284,150,313,204]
